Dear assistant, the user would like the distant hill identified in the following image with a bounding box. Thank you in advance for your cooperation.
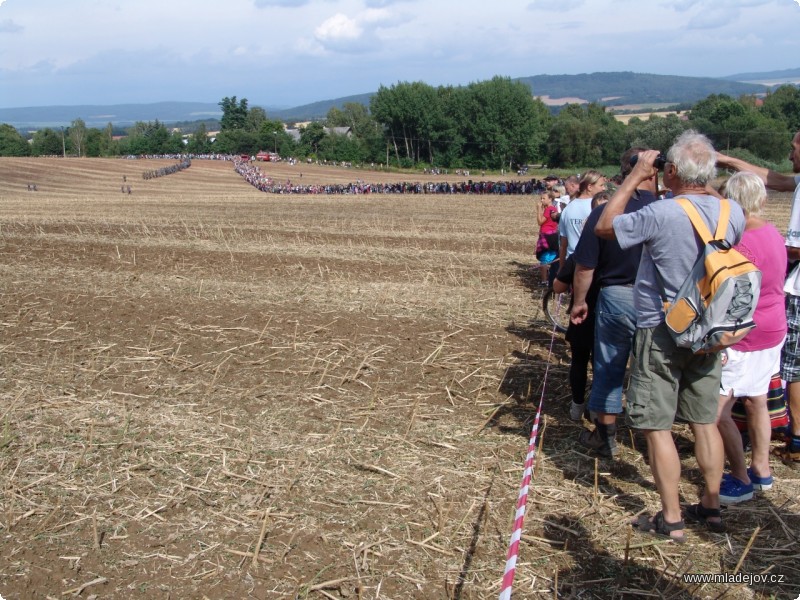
[1,102,226,130]
[2,70,791,130]
[0,97,371,130]
[514,72,767,106]
[270,93,374,122]
[721,67,800,84]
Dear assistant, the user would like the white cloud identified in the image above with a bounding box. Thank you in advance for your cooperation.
[311,8,401,53]
[314,13,365,51]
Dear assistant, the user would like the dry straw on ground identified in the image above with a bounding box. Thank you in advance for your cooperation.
[0,158,798,599]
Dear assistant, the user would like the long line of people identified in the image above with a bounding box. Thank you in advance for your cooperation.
[232,157,548,196]
[123,153,231,161]
[142,158,192,180]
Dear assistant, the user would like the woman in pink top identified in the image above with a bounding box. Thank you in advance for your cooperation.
[716,172,788,504]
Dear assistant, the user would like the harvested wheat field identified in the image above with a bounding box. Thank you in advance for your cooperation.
[0,157,798,600]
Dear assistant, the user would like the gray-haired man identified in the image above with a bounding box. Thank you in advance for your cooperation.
[596,130,746,541]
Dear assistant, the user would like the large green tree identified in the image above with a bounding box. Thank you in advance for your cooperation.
[458,77,551,170]
[545,103,626,168]
[371,81,442,165]
[0,124,30,156]
[30,127,64,156]
[219,96,249,131]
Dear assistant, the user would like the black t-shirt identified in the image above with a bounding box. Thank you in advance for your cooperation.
[571,190,658,287]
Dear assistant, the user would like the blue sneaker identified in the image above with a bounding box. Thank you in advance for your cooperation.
[722,469,774,491]
[719,475,754,504]
[747,468,773,491]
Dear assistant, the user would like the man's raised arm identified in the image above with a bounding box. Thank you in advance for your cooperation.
[717,152,796,193]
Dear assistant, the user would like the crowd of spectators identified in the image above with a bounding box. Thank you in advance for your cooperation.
[536,130,800,548]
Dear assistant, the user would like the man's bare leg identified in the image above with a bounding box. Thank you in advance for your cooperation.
[690,422,724,526]
[642,429,684,537]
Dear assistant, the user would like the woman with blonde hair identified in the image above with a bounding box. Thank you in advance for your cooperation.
[557,170,607,267]
[715,171,787,503]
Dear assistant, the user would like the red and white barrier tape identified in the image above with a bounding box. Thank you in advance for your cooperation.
[498,289,563,599]
[498,399,543,600]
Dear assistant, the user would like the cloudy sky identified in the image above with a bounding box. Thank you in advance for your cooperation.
[0,0,797,109]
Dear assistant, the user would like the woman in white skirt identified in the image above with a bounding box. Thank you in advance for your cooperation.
[715,172,788,504]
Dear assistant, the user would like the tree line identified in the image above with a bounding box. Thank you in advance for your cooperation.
[1,78,798,172]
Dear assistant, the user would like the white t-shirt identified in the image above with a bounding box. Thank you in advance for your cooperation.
[557,197,592,258]
[783,175,800,294]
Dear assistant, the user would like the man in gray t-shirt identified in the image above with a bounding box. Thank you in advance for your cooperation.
[595,131,745,542]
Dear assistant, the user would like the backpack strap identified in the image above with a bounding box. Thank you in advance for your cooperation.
[653,197,731,309]
[675,197,731,243]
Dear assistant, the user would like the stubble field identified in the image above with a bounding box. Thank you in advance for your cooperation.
[0,157,798,599]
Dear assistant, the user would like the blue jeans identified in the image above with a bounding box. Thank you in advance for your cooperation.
[588,285,637,414]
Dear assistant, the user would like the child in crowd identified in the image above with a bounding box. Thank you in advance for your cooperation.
[535,191,560,284]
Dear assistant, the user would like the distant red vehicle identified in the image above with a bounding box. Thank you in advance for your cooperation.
[256,151,279,162]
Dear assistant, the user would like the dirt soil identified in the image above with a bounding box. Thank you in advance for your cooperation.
[0,157,798,600]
